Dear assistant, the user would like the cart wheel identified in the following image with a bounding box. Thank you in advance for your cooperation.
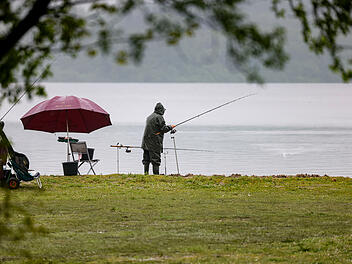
[7,177,20,189]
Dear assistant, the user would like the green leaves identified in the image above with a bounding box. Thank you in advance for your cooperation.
[0,0,352,104]
[273,0,352,82]
[116,50,128,65]
[90,3,117,14]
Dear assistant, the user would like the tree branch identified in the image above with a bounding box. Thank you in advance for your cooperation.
[0,0,52,61]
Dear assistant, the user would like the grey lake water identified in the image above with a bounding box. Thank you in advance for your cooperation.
[4,122,352,176]
[2,83,352,176]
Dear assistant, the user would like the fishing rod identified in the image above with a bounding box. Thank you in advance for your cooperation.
[155,93,257,136]
[110,143,212,153]
[110,143,212,175]
[0,57,58,121]
[173,93,257,128]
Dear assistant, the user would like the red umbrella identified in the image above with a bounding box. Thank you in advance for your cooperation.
[21,96,111,133]
[21,95,112,161]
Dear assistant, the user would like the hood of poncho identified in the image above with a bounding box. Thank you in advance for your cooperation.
[154,102,165,115]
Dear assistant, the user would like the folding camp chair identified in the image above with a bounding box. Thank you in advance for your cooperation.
[0,121,41,189]
[70,141,99,175]
[6,153,42,189]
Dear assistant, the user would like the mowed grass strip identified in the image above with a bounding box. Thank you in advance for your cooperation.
[1,175,351,263]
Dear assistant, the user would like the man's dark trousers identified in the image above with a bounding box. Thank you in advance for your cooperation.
[142,149,161,175]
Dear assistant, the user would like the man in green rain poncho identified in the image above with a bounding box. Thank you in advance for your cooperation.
[141,103,175,175]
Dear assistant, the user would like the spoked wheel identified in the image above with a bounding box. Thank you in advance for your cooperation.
[7,177,20,189]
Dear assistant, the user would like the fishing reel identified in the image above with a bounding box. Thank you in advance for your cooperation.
[116,142,132,153]
[171,129,177,134]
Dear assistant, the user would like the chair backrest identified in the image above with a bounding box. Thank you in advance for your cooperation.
[81,148,94,160]
[70,142,89,161]
[9,158,34,182]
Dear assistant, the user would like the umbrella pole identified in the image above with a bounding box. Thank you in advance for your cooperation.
[66,119,70,162]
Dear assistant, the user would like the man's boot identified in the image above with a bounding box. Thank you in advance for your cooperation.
[144,163,150,175]
[152,165,159,175]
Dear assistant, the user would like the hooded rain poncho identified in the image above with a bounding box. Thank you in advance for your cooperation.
[141,103,172,154]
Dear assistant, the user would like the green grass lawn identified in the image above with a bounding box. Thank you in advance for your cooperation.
[1,174,352,263]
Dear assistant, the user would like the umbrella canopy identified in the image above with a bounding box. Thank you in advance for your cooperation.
[21,96,112,133]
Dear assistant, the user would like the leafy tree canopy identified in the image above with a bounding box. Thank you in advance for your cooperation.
[0,0,351,104]
[273,0,352,81]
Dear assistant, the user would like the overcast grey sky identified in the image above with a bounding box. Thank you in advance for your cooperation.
[1,83,352,127]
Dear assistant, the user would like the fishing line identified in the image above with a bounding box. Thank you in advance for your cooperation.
[0,56,58,121]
